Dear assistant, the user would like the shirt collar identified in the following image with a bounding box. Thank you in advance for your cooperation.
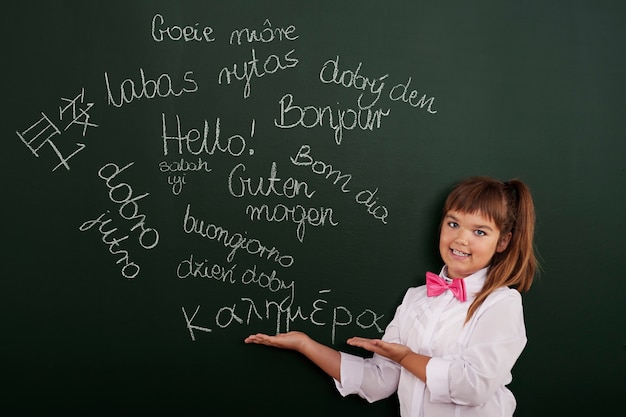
[439,265,488,300]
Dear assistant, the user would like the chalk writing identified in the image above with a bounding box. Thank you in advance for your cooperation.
[228,162,337,241]
[320,55,438,114]
[290,144,389,224]
[182,306,212,339]
[167,174,186,195]
[79,211,140,279]
[79,162,159,279]
[229,19,298,45]
[105,68,198,108]
[355,187,389,224]
[240,264,295,303]
[221,20,300,98]
[289,144,353,193]
[159,158,213,173]
[227,162,315,199]
[389,77,437,112]
[151,13,215,43]
[161,113,251,157]
[177,255,238,283]
[177,257,296,306]
[245,204,338,242]
[182,288,385,344]
[218,48,299,99]
[160,114,253,194]
[13,10,440,355]
[274,93,390,144]
[59,88,99,135]
[159,157,212,195]
[320,55,389,110]
[98,162,160,249]
[16,88,97,171]
[183,204,294,267]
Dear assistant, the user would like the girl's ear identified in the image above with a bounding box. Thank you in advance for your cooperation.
[496,232,512,253]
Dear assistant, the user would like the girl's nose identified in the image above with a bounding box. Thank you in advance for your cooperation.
[454,229,470,245]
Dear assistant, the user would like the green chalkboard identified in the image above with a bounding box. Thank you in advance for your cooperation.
[3,1,625,416]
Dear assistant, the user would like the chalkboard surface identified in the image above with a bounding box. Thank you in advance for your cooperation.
[3,1,625,416]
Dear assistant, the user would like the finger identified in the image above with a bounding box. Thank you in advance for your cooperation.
[244,333,270,343]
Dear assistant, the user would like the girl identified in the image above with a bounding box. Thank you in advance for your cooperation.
[245,176,537,417]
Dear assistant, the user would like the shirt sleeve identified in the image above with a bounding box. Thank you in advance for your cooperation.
[333,289,414,402]
[426,289,527,406]
[334,352,401,402]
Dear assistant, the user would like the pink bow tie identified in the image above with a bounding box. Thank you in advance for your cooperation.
[426,272,467,302]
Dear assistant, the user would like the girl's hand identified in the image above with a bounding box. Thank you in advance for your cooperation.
[246,331,342,380]
[346,336,412,364]
[244,331,311,352]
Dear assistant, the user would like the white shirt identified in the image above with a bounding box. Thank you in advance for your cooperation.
[334,266,527,417]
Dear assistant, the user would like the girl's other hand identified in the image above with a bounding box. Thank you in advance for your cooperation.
[347,337,411,364]
[244,331,311,352]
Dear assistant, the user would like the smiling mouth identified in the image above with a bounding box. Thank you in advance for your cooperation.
[452,249,470,257]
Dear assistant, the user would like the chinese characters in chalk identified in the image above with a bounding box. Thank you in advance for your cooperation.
[16,88,98,171]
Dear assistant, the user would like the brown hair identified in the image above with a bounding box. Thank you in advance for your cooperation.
[441,176,537,322]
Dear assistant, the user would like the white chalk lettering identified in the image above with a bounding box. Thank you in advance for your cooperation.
[240,264,295,307]
[319,55,389,109]
[355,188,389,224]
[161,113,247,157]
[245,203,338,243]
[79,211,140,279]
[274,93,390,145]
[317,55,438,114]
[290,144,389,224]
[159,157,212,173]
[218,48,298,99]
[167,174,186,195]
[105,68,198,108]
[98,162,160,249]
[177,254,238,283]
[229,19,298,45]
[289,144,352,193]
[182,204,294,267]
[151,13,215,43]
[159,158,211,195]
[215,304,244,328]
[389,76,437,113]
[227,162,315,199]
[182,306,212,341]
[183,290,386,345]
[176,256,296,306]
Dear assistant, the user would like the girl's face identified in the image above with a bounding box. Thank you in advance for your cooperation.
[439,210,511,279]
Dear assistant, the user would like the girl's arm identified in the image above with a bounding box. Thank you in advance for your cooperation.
[245,331,341,380]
